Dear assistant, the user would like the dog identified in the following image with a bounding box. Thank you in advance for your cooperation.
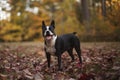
[42,20,82,70]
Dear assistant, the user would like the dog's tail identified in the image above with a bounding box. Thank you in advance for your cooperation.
[73,32,77,35]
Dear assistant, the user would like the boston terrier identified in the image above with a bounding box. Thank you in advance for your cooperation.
[42,20,82,70]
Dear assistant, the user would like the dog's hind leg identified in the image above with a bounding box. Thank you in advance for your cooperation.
[67,49,74,62]
[74,39,82,64]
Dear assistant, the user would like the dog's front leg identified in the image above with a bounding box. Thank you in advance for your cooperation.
[57,54,62,71]
[46,52,51,68]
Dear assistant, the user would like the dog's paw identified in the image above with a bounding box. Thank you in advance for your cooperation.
[45,67,50,72]
[76,62,82,68]
[71,59,75,62]
[58,68,63,71]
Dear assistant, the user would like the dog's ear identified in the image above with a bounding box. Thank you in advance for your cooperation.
[50,20,55,28]
[42,21,46,36]
[42,21,45,26]
[42,21,46,29]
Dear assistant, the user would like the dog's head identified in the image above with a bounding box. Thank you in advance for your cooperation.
[42,20,56,40]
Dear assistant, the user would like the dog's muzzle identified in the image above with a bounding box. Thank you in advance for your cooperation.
[45,35,53,40]
[44,31,53,40]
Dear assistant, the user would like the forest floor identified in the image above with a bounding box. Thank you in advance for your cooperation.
[0,42,120,80]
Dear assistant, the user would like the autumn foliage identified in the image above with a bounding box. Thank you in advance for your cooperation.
[0,0,120,42]
[0,42,120,80]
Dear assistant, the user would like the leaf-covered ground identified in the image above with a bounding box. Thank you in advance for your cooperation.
[0,42,120,80]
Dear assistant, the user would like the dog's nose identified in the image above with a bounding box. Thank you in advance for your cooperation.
[46,31,50,34]
[46,31,50,35]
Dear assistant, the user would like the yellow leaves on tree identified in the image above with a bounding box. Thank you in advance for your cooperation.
[0,22,22,42]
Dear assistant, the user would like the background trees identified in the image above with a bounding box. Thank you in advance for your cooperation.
[0,0,120,42]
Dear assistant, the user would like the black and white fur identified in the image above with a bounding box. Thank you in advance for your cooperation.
[42,20,82,70]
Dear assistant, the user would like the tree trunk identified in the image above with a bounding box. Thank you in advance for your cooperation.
[81,0,90,22]
[101,0,106,17]
[81,0,90,34]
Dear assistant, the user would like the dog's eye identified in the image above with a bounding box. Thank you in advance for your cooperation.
[49,27,52,30]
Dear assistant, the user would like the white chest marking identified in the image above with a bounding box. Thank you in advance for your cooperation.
[45,35,57,55]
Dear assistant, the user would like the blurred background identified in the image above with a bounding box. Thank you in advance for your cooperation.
[0,0,120,42]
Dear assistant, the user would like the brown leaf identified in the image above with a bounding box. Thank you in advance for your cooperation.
[34,72,43,80]
[0,73,8,80]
